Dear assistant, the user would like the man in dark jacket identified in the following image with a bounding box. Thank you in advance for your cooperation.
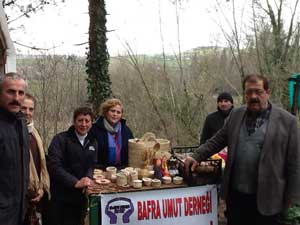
[200,92,233,144]
[0,73,29,225]
[47,107,97,225]
[185,74,300,225]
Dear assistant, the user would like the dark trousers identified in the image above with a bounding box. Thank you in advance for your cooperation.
[226,190,281,225]
[23,193,50,225]
[41,194,51,225]
[48,200,87,225]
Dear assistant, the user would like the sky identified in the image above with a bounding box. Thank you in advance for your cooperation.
[9,0,299,57]
[7,0,232,56]
[9,0,300,56]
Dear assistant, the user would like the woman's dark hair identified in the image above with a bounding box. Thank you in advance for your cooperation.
[25,93,37,107]
[73,107,94,121]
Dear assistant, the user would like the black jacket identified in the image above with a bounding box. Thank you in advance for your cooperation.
[91,116,133,169]
[0,107,29,225]
[200,107,232,144]
[47,126,97,204]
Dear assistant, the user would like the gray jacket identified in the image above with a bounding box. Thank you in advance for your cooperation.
[192,104,300,215]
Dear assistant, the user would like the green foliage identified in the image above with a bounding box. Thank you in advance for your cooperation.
[281,205,300,225]
[86,0,112,111]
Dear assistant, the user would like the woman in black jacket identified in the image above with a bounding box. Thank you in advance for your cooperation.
[47,107,97,225]
[91,98,133,169]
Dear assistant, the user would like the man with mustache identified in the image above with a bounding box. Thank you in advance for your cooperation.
[185,74,300,225]
[0,73,29,225]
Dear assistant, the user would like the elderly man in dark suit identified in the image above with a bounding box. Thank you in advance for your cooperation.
[185,74,300,225]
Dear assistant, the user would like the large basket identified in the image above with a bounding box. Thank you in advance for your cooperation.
[128,132,171,168]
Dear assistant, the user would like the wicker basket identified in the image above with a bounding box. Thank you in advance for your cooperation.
[128,132,170,168]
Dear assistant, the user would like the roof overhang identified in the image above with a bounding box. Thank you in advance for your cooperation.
[0,0,16,74]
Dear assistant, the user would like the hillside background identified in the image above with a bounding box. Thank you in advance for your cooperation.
[11,0,300,148]
[17,45,298,148]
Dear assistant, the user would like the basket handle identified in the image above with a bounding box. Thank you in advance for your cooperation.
[153,142,160,151]
[141,132,156,142]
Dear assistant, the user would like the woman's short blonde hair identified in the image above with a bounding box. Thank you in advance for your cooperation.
[100,98,123,116]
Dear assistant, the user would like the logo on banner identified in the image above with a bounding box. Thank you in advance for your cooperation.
[105,197,134,224]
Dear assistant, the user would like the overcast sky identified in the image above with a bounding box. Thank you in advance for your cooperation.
[7,0,230,56]
[9,0,298,56]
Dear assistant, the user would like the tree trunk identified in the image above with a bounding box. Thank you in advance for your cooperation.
[86,0,112,111]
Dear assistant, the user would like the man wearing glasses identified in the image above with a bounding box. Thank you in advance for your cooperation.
[185,74,300,225]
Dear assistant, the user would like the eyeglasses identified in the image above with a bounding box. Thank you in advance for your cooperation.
[244,89,266,96]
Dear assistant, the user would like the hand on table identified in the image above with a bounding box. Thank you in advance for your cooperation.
[75,177,93,189]
[184,156,199,175]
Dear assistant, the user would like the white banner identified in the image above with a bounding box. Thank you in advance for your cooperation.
[100,185,218,225]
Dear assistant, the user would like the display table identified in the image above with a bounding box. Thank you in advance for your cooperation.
[88,183,218,225]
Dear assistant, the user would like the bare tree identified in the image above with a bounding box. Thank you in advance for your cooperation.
[18,55,87,147]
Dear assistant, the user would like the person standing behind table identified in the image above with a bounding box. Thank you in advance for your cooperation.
[0,73,29,225]
[184,74,300,225]
[47,107,97,225]
[91,98,133,169]
[21,93,50,225]
[200,92,233,163]
[200,92,234,145]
